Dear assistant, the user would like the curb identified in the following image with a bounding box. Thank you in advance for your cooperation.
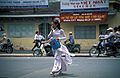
[0,54,33,57]
[0,53,90,57]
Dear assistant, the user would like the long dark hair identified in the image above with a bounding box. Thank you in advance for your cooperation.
[53,20,61,30]
[118,25,120,31]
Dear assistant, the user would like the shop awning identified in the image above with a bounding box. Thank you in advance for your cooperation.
[0,14,60,17]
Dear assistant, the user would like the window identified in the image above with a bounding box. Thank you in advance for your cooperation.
[8,23,34,38]
[74,25,96,39]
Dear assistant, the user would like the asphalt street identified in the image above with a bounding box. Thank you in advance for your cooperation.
[0,57,120,78]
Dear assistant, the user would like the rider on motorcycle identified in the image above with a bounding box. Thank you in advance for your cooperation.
[102,27,118,54]
[114,26,120,47]
[68,32,75,45]
[32,31,46,56]
[66,32,75,48]
[0,33,8,49]
[32,31,45,51]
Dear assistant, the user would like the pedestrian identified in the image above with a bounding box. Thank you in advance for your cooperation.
[42,19,73,75]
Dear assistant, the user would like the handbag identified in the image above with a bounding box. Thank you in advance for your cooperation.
[50,39,61,50]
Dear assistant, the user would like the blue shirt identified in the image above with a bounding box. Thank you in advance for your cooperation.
[69,35,75,44]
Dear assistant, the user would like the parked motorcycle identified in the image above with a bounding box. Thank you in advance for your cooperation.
[0,39,13,53]
[89,39,120,57]
[64,40,80,53]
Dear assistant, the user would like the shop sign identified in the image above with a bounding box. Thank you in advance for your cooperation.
[0,0,48,8]
[61,0,109,12]
[60,12,108,22]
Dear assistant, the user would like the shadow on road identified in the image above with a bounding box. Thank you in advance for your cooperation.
[50,73,78,78]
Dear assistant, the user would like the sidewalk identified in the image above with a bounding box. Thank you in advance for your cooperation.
[0,50,90,57]
[0,53,91,57]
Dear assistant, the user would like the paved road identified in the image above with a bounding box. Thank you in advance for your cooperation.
[0,57,120,78]
[0,50,90,57]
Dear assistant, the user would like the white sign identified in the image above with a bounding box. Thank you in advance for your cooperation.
[0,0,48,8]
[61,0,109,12]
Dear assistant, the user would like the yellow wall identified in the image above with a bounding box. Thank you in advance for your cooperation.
[108,12,120,27]
[3,21,39,50]
[11,23,39,50]
[1,12,120,50]
[61,22,99,50]
[2,20,52,50]
[11,38,34,50]
[60,12,120,50]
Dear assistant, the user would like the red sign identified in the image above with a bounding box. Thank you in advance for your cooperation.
[60,12,108,22]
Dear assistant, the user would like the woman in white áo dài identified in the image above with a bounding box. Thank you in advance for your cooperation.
[46,19,73,75]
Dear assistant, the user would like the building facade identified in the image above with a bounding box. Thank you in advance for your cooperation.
[0,0,120,50]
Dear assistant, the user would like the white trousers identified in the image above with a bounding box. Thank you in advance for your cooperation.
[51,44,72,72]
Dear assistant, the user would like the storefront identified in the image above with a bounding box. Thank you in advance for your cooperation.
[0,0,120,50]
[0,14,59,50]
[0,0,60,50]
[59,0,109,50]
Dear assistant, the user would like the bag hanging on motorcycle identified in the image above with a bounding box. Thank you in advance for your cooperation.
[50,39,61,50]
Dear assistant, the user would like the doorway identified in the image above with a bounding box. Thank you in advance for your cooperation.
[39,23,51,39]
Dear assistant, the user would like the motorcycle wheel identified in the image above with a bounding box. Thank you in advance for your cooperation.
[33,50,42,57]
[74,44,80,53]
[89,47,99,57]
[105,46,117,57]
[74,47,80,53]
[6,47,13,53]
[44,46,53,56]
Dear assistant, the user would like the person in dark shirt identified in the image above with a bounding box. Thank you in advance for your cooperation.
[69,32,75,45]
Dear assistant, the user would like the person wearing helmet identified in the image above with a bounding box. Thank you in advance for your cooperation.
[105,27,114,42]
[114,26,120,48]
[0,33,8,49]
[103,27,116,54]
[64,32,75,52]
[69,32,75,45]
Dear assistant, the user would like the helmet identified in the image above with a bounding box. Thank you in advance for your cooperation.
[69,32,72,35]
[107,27,113,31]
[2,33,6,36]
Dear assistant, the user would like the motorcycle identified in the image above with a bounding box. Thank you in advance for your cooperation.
[0,39,13,53]
[89,39,120,57]
[33,41,53,57]
[44,43,53,56]
[64,40,80,53]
